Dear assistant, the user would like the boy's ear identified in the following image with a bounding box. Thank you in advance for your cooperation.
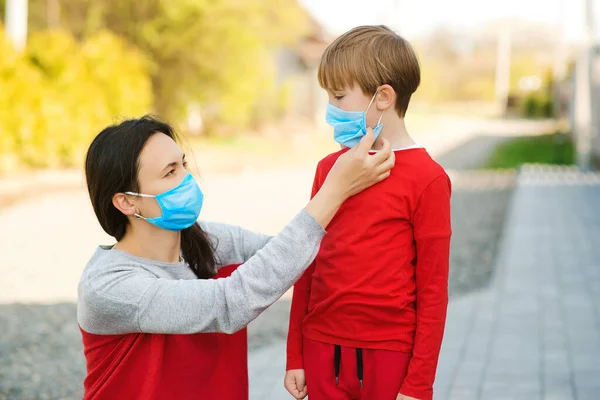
[376,84,396,111]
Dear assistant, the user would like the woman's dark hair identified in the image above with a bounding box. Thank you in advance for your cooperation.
[85,115,217,279]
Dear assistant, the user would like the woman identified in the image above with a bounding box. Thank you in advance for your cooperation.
[78,116,394,399]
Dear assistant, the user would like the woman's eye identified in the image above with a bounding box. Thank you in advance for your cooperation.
[165,169,175,177]
[183,161,189,169]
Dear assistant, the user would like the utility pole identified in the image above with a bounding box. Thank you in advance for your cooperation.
[5,0,28,51]
[495,27,512,115]
[574,0,595,170]
[552,0,567,119]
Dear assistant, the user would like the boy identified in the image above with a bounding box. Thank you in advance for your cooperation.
[284,25,451,400]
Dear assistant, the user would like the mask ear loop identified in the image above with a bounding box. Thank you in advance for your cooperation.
[124,191,154,220]
[365,91,378,113]
[124,191,155,198]
[365,90,385,127]
[376,109,385,125]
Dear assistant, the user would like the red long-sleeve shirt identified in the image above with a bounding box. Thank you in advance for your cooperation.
[286,147,452,400]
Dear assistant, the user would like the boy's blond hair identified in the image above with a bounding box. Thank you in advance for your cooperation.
[318,25,420,117]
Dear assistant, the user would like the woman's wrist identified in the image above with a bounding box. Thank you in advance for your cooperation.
[304,183,345,229]
[319,179,346,208]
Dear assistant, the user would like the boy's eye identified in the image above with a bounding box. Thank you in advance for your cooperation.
[334,95,344,100]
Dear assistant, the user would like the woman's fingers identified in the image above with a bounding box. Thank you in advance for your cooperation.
[376,170,392,182]
[370,136,393,166]
[376,150,396,174]
[354,127,376,159]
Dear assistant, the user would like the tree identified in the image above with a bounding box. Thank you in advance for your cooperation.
[0,25,152,170]
[21,0,310,129]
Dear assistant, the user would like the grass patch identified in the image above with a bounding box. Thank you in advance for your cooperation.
[484,132,575,169]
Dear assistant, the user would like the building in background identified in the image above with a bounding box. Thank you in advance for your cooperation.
[274,16,333,128]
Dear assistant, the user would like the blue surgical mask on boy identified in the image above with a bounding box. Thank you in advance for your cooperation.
[125,172,204,231]
[325,91,385,148]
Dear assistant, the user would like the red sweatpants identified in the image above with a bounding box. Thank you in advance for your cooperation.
[303,337,412,400]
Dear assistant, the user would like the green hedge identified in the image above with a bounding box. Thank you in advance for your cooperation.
[520,92,554,119]
[0,27,152,172]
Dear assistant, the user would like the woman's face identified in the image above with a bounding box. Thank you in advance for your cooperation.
[132,132,189,219]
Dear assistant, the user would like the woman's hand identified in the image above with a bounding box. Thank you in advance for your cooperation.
[304,128,395,229]
[322,127,395,201]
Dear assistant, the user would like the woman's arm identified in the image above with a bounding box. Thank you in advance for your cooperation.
[199,221,272,269]
[80,210,324,335]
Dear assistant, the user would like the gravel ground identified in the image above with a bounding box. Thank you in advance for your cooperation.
[445,170,516,298]
[0,304,85,400]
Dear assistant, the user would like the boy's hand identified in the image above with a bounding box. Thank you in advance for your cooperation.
[284,369,308,399]
[396,394,420,400]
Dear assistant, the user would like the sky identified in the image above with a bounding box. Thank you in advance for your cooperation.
[300,0,600,43]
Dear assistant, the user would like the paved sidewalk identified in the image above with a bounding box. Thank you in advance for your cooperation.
[248,166,600,400]
[249,340,290,399]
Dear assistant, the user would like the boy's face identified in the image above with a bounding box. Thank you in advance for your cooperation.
[327,84,382,130]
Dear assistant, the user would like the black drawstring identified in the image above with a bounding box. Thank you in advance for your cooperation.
[356,348,364,388]
[333,345,364,388]
[334,345,341,385]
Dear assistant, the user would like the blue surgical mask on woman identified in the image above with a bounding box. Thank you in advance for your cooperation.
[325,91,385,148]
[125,172,204,231]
